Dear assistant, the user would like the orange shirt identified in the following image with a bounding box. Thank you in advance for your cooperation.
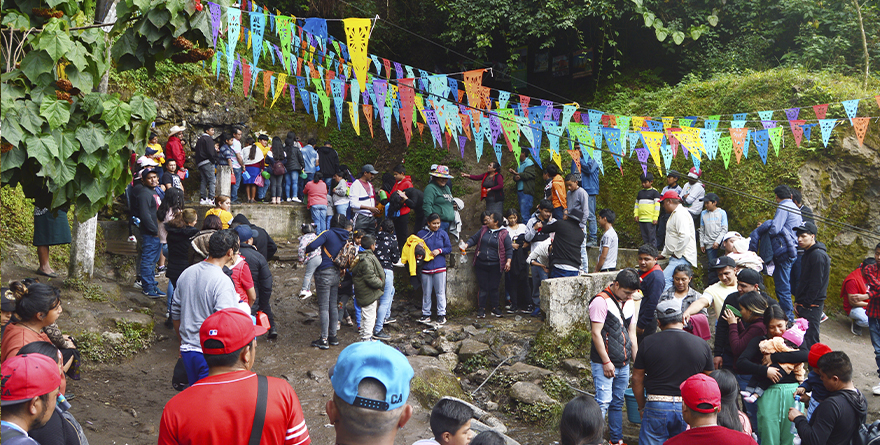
[550,175,567,209]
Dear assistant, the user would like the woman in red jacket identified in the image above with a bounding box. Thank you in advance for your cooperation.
[389,164,414,248]
[461,161,504,215]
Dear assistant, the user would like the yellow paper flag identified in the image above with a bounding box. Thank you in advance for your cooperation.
[348,102,361,136]
[641,131,665,173]
[661,116,674,132]
[549,149,562,170]
[343,18,371,92]
[271,73,288,108]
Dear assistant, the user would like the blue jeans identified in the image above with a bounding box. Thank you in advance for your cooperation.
[736,373,759,436]
[375,269,395,334]
[870,317,880,378]
[550,267,578,278]
[587,195,598,241]
[284,170,300,200]
[517,191,534,220]
[552,206,565,221]
[531,265,549,307]
[181,351,209,388]
[638,400,687,445]
[310,205,327,233]
[335,203,349,221]
[440,221,450,234]
[166,280,175,317]
[139,235,161,293]
[773,256,795,321]
[231,167,242,202]
[590,362,629,443]
[421,272,447,316]
[663,256,691,291]
[300,172,314,199]
[705,246,721,285]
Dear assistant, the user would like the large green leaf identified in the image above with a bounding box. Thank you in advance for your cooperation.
[672,31,685,45]
[53,129,79,159]
[1,83,25,116]
[37,25,74,62]
[20,50,54,84]
[111,31,141,64]
[65,66,94,93]
[42,157,77,186]
[75,122,107,153]
[129,95,157,120]
[1,11,30,30]
[190,10,211,45]
[1,147,27,172]
[78,149,102,171]
[165,0,186,17]
[17,101,44,135]
[67,41,91,72]
[147,8,171,28]
[77,170,109,203]
[101,98,132,132]
[81,92,105,117]
[25,133,60,166]
[40,97,71,129]
[0,118,24,146]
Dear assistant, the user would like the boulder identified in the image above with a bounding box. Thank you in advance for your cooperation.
[107,312,154,330]
[509,381,557,405]
[540,273,617,335]
[433,336,458,354]
[458,339,490,361]
[419,345,440,357]
[505,362,553,380]
[561,358,588,375]
[437,353,458,372]
[407,357,467,408]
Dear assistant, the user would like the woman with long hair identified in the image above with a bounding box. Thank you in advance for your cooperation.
[560,395,604,445]
[283,131,304,202]
[711,369,753,436]
[268,136,286,204]
[241,136,264,203]
[156,187,185,275]
[461,161,504,214]
[464,211,512,318]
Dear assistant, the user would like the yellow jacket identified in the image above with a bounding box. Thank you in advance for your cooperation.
[401,234,435,276]
[205,208,233,229]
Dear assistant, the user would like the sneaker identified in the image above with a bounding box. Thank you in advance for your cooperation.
[492,309,503,318]
[531,307,541,317]
[143,288,166,298]
[133,279,144,290]
[292,197,302,203]
[267,327,278,340]
[820,312,829,323]
[164,317,174,329]
[585,240,598,248]
[852,320,863,336]
[873,383,880,396]
[199,198,210,206]
[343,316,354,326]
[328,336,340,346]
[506,308,517,314]
[155,266,167,277]
[337,321,341,331]
[311,338,329,349]
[373,330,391,340]
[127,235,137,243]
[392,261,405,268]
[418,316,432,324]
[384,317,397,324]
[477,309,486,319]
[437,316,447,325]
[519,307,533,314]
[299,289,312,299]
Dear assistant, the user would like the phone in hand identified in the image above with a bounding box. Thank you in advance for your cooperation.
[725,304,742,318]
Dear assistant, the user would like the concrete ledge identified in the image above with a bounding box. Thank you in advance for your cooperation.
[540,272,618,335]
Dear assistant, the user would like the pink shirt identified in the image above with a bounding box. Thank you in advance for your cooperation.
[302,180,328,207]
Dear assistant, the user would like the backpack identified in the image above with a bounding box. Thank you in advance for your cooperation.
[272,160,286,176]
[853,420,880,445]
[326,241,358,271]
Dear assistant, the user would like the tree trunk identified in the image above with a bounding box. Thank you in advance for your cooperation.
[853,0,869,89]
[68,214,98,278]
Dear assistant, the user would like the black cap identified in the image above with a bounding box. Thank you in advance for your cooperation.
[794,221,817,235]
[705,193,719,203]
[1,287,15,312]
[737,268,763,286]
[711,256,736,270]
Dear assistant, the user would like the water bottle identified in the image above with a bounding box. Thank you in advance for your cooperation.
[791,395,802,444]
[459,242,467,264]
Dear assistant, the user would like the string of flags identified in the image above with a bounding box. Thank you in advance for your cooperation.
[203,2,880,177]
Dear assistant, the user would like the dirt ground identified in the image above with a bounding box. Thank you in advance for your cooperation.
[4,252,880,445]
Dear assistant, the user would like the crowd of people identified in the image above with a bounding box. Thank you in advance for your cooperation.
[4,124,880,445]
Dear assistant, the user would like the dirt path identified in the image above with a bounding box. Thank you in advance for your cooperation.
[6,256,879,445]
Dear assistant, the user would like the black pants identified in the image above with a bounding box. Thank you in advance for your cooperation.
[475,261,502,311]
[392,212,409,251]
[506,269,532,310]
[656,211,670,250]
[254,290,276,329]
[639,221,657,248]
[353,214,377,236]
[692,213,701,248]
[796,302,823,350]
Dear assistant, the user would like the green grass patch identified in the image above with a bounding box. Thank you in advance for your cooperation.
[527,326,592,370]
[62,276,108,302]
[76,320,154,363]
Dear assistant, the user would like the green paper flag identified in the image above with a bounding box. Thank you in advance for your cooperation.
[768,127,783,156]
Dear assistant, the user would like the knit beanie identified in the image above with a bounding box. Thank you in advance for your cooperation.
[808,343,832,369]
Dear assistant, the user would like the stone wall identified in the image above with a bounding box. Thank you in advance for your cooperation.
[539,273,618,335]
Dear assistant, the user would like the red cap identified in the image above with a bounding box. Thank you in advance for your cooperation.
[808,343,832,368]
[680,374,720,413]
[659,190,681,201]
[200,308,268,355]
[1,354,62,406]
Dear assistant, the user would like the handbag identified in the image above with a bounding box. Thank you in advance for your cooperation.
[254,174,265,187]
[299,171,307,179]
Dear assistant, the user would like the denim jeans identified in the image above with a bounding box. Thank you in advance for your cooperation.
[736,373,759,436]
[139,235,161,293]
[663,256,691,291]
[870,317,880,378]
[335,203,349,222]
[300,172,314,199]
[531,265,549,307]
[590,362,629,443]
[198,162,216,201]
[315,267,340,339]
[440,221,451,234]
[301,255,321,292]
[375,269,394,334]
[552,206,565,221]
[284,170,300,200]
[517,191,534,220]
[587,195,598,242]
[421,272,447,316]
[851,307,869,327]
[310,205,327,233]
[166,279,176,318]
[550,267,578,278]
[773,256,795,321]
[257,171,269,199]
[579,227,589,274]
[638,400,687,445]
[231,167,242,202]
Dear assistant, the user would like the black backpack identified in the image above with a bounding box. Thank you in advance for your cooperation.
[853,420,880,445]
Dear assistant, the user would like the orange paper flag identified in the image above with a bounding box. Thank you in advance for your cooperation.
[478,86,492,110]
[568,149,581,172]
[729,128,748,164]
[417,122,425,136]
[363,104,374,138]
[463,69,485,107]
[263,70,273,106]
[470,109,482,134]
[460,114,472,140]
[852,117,870,145]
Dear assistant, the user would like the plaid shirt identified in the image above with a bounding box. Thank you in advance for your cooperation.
[865,264,880,319]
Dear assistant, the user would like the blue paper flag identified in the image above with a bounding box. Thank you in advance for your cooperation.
[250,11,265,67]
[528,107,547,150]
[303,18,327,49]
[841,99,859,124]
[494,143,504,165]
[661,143,673,172]
[704,130,720,160]
[448,78,459,100]
[498,91,511,109]
[474,120,485,162]
[704,119,720,131]
[331,79,345,130]
[645,120,663,132]
[310,92,319,121]
[370,54,382,75]
[588,109,603,131]
[819,119,837,147]
[602,127,623,171]
[732,113,747,121]
[753,129,770,164]
[730,120,746,129]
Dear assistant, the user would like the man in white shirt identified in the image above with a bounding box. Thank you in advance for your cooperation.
[349,164,381,236]
[680,167,705,247]
[229,127,246,204]
[658,190,697,291]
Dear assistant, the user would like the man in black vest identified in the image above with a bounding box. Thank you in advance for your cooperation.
[632,299,714,445]
[589,268,639,445]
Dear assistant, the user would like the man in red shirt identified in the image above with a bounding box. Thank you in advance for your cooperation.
[664,374,757,445]
[862,242,880,396]
[158,308,311,445]
[841,258,875,336]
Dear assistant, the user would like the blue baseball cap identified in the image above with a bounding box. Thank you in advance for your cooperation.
[329,342,414,411]
[234,224,253,242]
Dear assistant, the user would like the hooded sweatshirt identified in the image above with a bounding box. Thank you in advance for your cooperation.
[230,214,277,261]
[795,241,830,306]
[793,387,867,445]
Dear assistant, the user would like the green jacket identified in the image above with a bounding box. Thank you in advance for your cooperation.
[422,180,455,223]
[351,250,385,307]
[517,159,539,197]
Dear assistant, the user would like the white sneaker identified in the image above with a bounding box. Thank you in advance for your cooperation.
[292,197,302,203]
[392,261,405,268]
[873,384,880,396]
[299,289,312,299]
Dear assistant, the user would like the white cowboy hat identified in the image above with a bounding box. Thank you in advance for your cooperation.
[168,124,186,135]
